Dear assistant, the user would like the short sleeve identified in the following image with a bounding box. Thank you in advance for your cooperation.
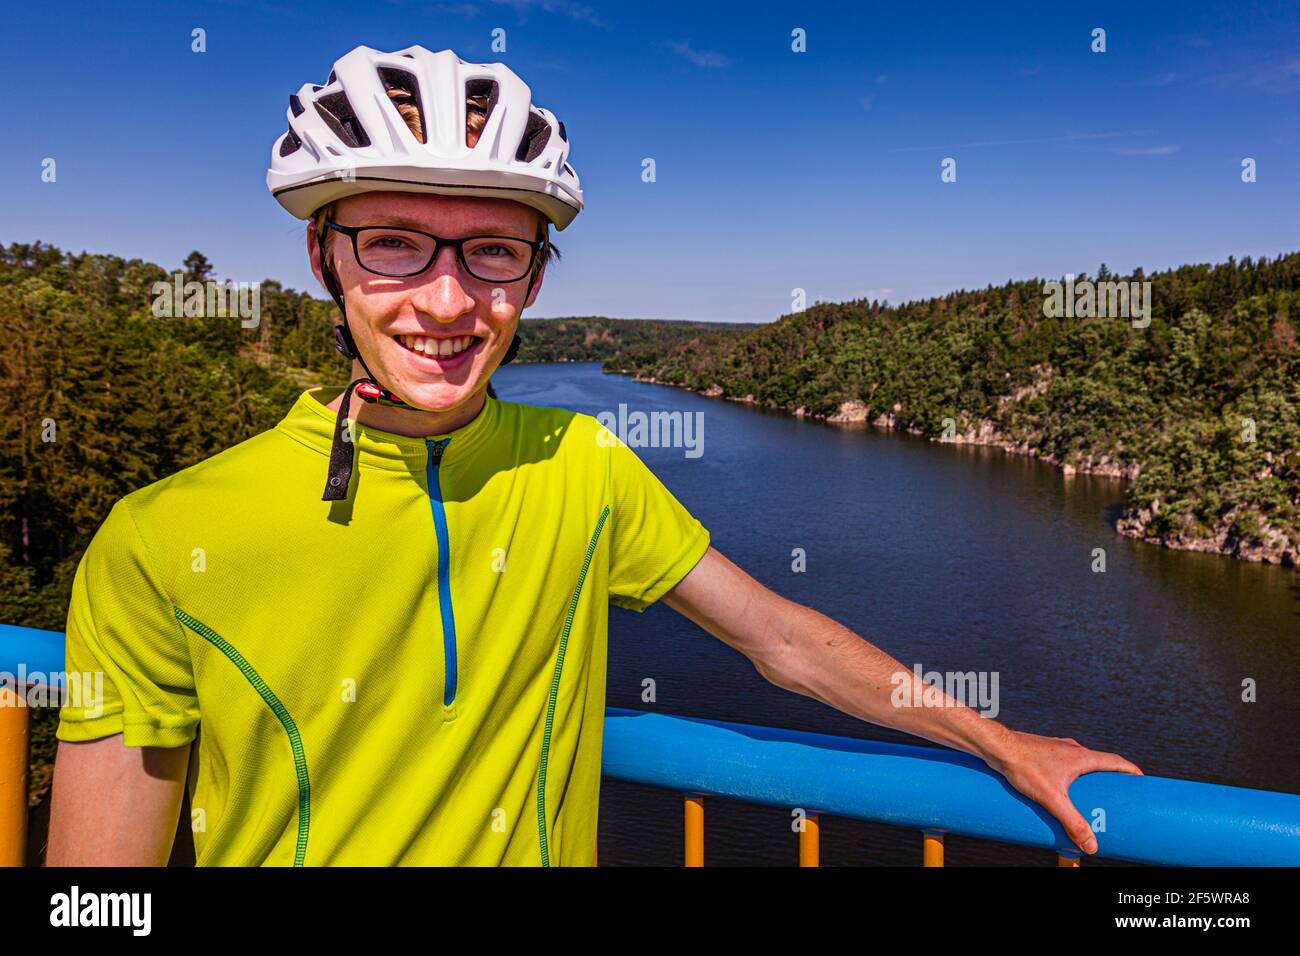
[605,433,711,613]
[56,499,200,748]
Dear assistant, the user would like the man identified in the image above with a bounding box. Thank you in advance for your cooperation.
[47,44,1140,866]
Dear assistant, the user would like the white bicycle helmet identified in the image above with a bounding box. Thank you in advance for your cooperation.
[267,44,583,228]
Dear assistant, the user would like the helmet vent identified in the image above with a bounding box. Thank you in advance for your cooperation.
[378,67,427,143]
[515,110,551,162]
[315,92,371,148]
[279,128,302,157]
[465,79,499,146]
[289,94,305,117]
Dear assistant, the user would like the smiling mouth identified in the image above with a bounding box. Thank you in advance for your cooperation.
[395,333,484,359]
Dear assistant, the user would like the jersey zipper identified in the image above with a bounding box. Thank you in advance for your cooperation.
[425,437,458,708]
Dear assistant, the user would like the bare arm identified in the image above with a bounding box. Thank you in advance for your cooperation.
[45,736,191,866]
[663,546,1143,855]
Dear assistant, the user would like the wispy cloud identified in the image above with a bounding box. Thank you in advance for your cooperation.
[1016,64,1042,77]
[430,2,482,16]
[1144,71,1180,86]
[889,129,1154,153]
[664,39,731,68]
[1107,144,1182,155]
[860,94,875,111]
[489,0,611,30]
[1201,56,1300,92]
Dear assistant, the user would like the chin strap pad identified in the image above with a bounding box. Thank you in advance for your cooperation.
[333,324,358,359]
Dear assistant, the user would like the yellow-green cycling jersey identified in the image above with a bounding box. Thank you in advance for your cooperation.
[56,386,711,865]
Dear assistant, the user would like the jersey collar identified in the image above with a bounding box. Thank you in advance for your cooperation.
[276,386,500,471]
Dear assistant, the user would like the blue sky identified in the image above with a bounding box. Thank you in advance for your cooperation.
[3,0,1299,322]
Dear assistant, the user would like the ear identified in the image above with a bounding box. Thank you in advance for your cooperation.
[307,224,327,291]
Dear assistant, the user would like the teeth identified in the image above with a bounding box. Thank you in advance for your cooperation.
[399,335,476,358]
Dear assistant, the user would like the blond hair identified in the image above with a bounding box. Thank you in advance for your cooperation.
[311,86,558,273]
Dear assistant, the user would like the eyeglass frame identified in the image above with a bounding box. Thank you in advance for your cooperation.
[322,218,547,284]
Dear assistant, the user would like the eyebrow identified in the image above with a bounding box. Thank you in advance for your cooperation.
[353,215,528,236]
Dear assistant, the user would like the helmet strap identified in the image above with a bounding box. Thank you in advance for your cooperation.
[497,257,541,367]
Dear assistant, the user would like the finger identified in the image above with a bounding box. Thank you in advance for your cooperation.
[1082,751,1144,776]
[1044,794,1098,854]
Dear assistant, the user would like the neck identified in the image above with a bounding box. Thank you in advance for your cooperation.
[326,375,488,438]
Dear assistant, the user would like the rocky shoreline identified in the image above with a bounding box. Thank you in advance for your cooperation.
[624,371,1298,568]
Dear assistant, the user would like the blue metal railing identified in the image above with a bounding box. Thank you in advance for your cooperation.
[5,623,1300,865]
[603,707,1300,865]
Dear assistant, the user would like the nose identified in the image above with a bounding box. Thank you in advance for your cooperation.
[408,246,476,323]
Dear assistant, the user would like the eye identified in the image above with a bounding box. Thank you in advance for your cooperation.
[367,234,416,250]
[469,241,526,260]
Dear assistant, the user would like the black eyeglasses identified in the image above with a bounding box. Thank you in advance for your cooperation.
[324,219,545,284]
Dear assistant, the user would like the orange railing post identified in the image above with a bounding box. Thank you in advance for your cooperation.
[799,812,820,866]
[923,829,945,867]
[684,794,704,866]
[0,686,30,867]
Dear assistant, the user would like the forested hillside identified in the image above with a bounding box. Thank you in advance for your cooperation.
[612,255,1300,565]
[505,315,752,363]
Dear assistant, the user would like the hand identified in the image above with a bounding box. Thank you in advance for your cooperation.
[983,730,1144,856]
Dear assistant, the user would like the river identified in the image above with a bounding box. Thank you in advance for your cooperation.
[493,361,1300,866]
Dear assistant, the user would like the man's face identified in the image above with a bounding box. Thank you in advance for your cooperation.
[309,191,546,411]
